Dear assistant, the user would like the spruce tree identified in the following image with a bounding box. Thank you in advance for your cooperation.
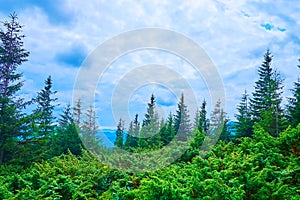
[133,114,140,139]
[52,104,82,156]
[209,99,229,141]
[124,114,139,149]
[82,106,98,135]
[73,98,82,127]
[149,118,164,148]
[139,94,159,147]
[114,118,124,148]
[33,76,58,137]
[124,121,134,149]
[197,99,209,133]
[287,60,300,127]
[209,99,223,134]
[250,50,274,118]
[160,112,175,145]
[27,76,58,160]
[81,106,99,151]
[142,94,155,127]
[219,118,230,142]
[0,14,29,163]
[174,93,191,141]
[59,104,73,127]
[250,49,285,136]
[235,90,253,138]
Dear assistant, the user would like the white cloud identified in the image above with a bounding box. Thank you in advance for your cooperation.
[2,0,300,125]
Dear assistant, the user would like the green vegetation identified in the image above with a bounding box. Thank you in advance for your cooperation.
[0,14,299,199]
[0,126,299,199]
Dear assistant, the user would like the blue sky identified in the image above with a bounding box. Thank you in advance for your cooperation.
[1,0,300,128]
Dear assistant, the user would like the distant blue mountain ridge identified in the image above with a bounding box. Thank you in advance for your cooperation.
[95,129,122,148]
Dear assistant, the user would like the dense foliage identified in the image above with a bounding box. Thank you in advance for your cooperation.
[0,125,299,199]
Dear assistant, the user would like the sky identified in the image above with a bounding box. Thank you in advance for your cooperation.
[0,0,300,128]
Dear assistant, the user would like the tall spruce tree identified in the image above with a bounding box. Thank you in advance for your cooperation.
[139,94,159,147]
[0,14,29,163]
[174,93,191,141]
[250,49,285,136]
[251,50,274,118]
[235,90,253,138]
[28,76,58,160]
[33,76,58,137]
[287,60,300,127]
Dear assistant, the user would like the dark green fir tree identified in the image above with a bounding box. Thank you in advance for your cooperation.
[0,13,29,163]
[139,94,159,147]
[114,118,124,148]
[197,99,209,133]
[235,90,253,138]
[124,114,139,149]
[174,93,191,141]
[33,76,58,137]
[160,112,175,145]
[250,49,286,136]
[29,76,58,160]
